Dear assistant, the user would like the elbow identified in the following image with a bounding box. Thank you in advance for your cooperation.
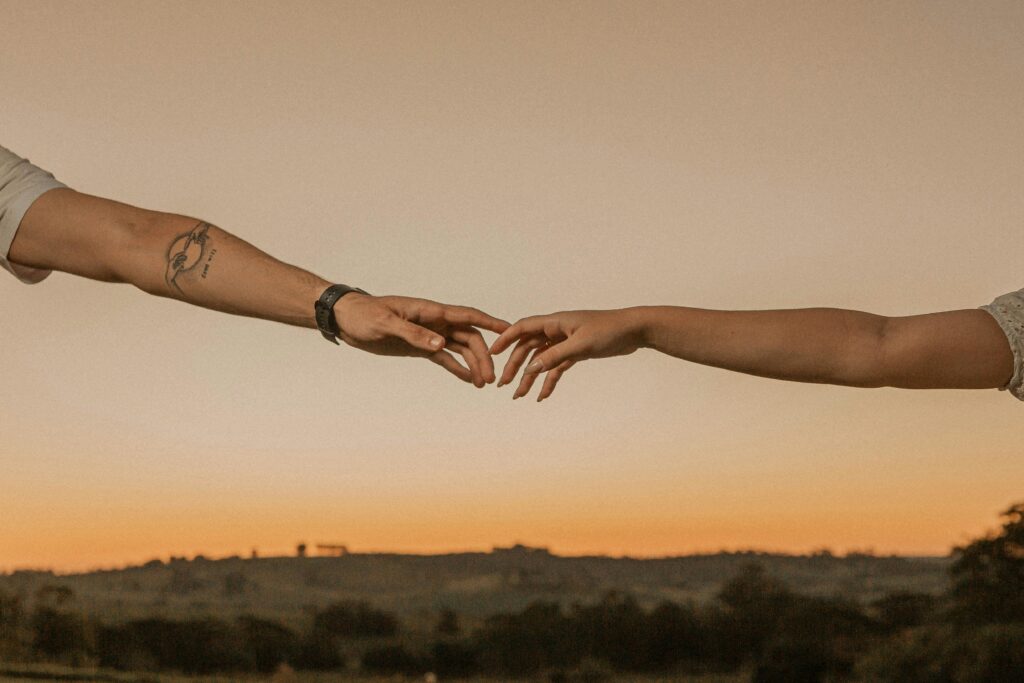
[831,315,893,388]
[105,209,161,285]
[114,209,197,296]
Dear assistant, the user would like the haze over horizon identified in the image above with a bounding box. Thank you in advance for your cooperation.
[3,0,1023,573]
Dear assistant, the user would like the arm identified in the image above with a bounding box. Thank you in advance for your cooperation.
[11,188,505,386]
[490,305,1015,401]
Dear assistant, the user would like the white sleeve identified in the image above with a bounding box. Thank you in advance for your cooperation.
[0,144,68,284]
[980,289,1024,401]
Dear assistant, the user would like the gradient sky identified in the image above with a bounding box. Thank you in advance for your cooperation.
[2,0,1023,572]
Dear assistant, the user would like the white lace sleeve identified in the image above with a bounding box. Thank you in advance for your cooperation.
[980,289,1024,401]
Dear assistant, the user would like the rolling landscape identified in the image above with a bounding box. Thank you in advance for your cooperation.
[0,505,1021,681]
[0,545,950,632]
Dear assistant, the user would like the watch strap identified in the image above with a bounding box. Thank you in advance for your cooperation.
[315,284,368,344]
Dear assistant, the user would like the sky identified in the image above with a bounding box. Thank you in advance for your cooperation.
[2,0,1023,573]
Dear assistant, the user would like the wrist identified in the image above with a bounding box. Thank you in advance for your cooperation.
[622,306,657,350]
[331,291,370,335]
[314,284,369,343]
[628,306,677,352]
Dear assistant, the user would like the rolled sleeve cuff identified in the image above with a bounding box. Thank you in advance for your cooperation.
[0,181,65,283]
[980,290,1024,401]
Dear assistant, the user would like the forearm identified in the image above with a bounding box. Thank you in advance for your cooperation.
[635,305,1013,389]
[13,190,330,328]
[124,212,329,328]
[636,306,886,386]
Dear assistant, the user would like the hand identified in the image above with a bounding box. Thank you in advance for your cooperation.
[489,308,649,401]
[334,294,509,387]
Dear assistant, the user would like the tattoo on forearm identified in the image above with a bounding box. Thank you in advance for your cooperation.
[164,221,216,294]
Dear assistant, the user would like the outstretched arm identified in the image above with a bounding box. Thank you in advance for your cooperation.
[11,188,505,386]
[490,306,1014,401]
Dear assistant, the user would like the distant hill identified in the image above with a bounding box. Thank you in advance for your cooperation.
[0,546,950,632]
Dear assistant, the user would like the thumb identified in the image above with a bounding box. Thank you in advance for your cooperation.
[391,318,446,353]
[524,337,587,374]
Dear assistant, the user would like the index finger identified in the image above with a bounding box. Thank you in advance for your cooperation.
[490,316,552,354]
[440,305,510,334]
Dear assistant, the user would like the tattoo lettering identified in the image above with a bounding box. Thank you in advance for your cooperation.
[201,249,218,279]
[165,222,214,294]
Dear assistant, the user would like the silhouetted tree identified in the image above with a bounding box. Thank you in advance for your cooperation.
[644,600,705,669]
[98,617,250,674]
[767,595,876,679]
[949,502,1024,625]
[292,627,345,671]
[571,592,650,671]
[430,639,480,677]
[31,606,91,664]
[712,562,794,664]
[237,616,299,673]
[0,590,25,660]
[436,607,461,636]
[476,600,575,675]
[361,643,427,675]
[97,622,154,671]
[871,591,939,633]
[313,600,398,638]
[856,623,1024,682]
[753,637,829,683]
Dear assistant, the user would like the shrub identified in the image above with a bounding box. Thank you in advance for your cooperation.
[237,616,299,673]
[856,623,1024,683]
[361,643,427,675]
[31,606,91,663]
[313,600,398,638]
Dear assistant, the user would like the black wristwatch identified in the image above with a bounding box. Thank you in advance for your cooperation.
[315,284,369,344]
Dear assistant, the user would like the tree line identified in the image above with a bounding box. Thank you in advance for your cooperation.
[2,503,1024,681]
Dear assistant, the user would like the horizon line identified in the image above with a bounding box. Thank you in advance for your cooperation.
[1,542,951,577]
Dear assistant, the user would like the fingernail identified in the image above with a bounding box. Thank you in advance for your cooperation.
[430,337,443,348]
[497,380,506,388]
[525,360,543,374]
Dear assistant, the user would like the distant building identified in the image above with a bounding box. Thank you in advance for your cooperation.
[296,543,307,557]
[492,543,551,556]
[316,544,349,557]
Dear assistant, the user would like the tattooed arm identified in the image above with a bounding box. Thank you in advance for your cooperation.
[9,189,507,385]
[11,189,331,325]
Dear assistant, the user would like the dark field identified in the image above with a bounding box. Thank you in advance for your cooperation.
[3,510,1023,683]
[0,547,950,633]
